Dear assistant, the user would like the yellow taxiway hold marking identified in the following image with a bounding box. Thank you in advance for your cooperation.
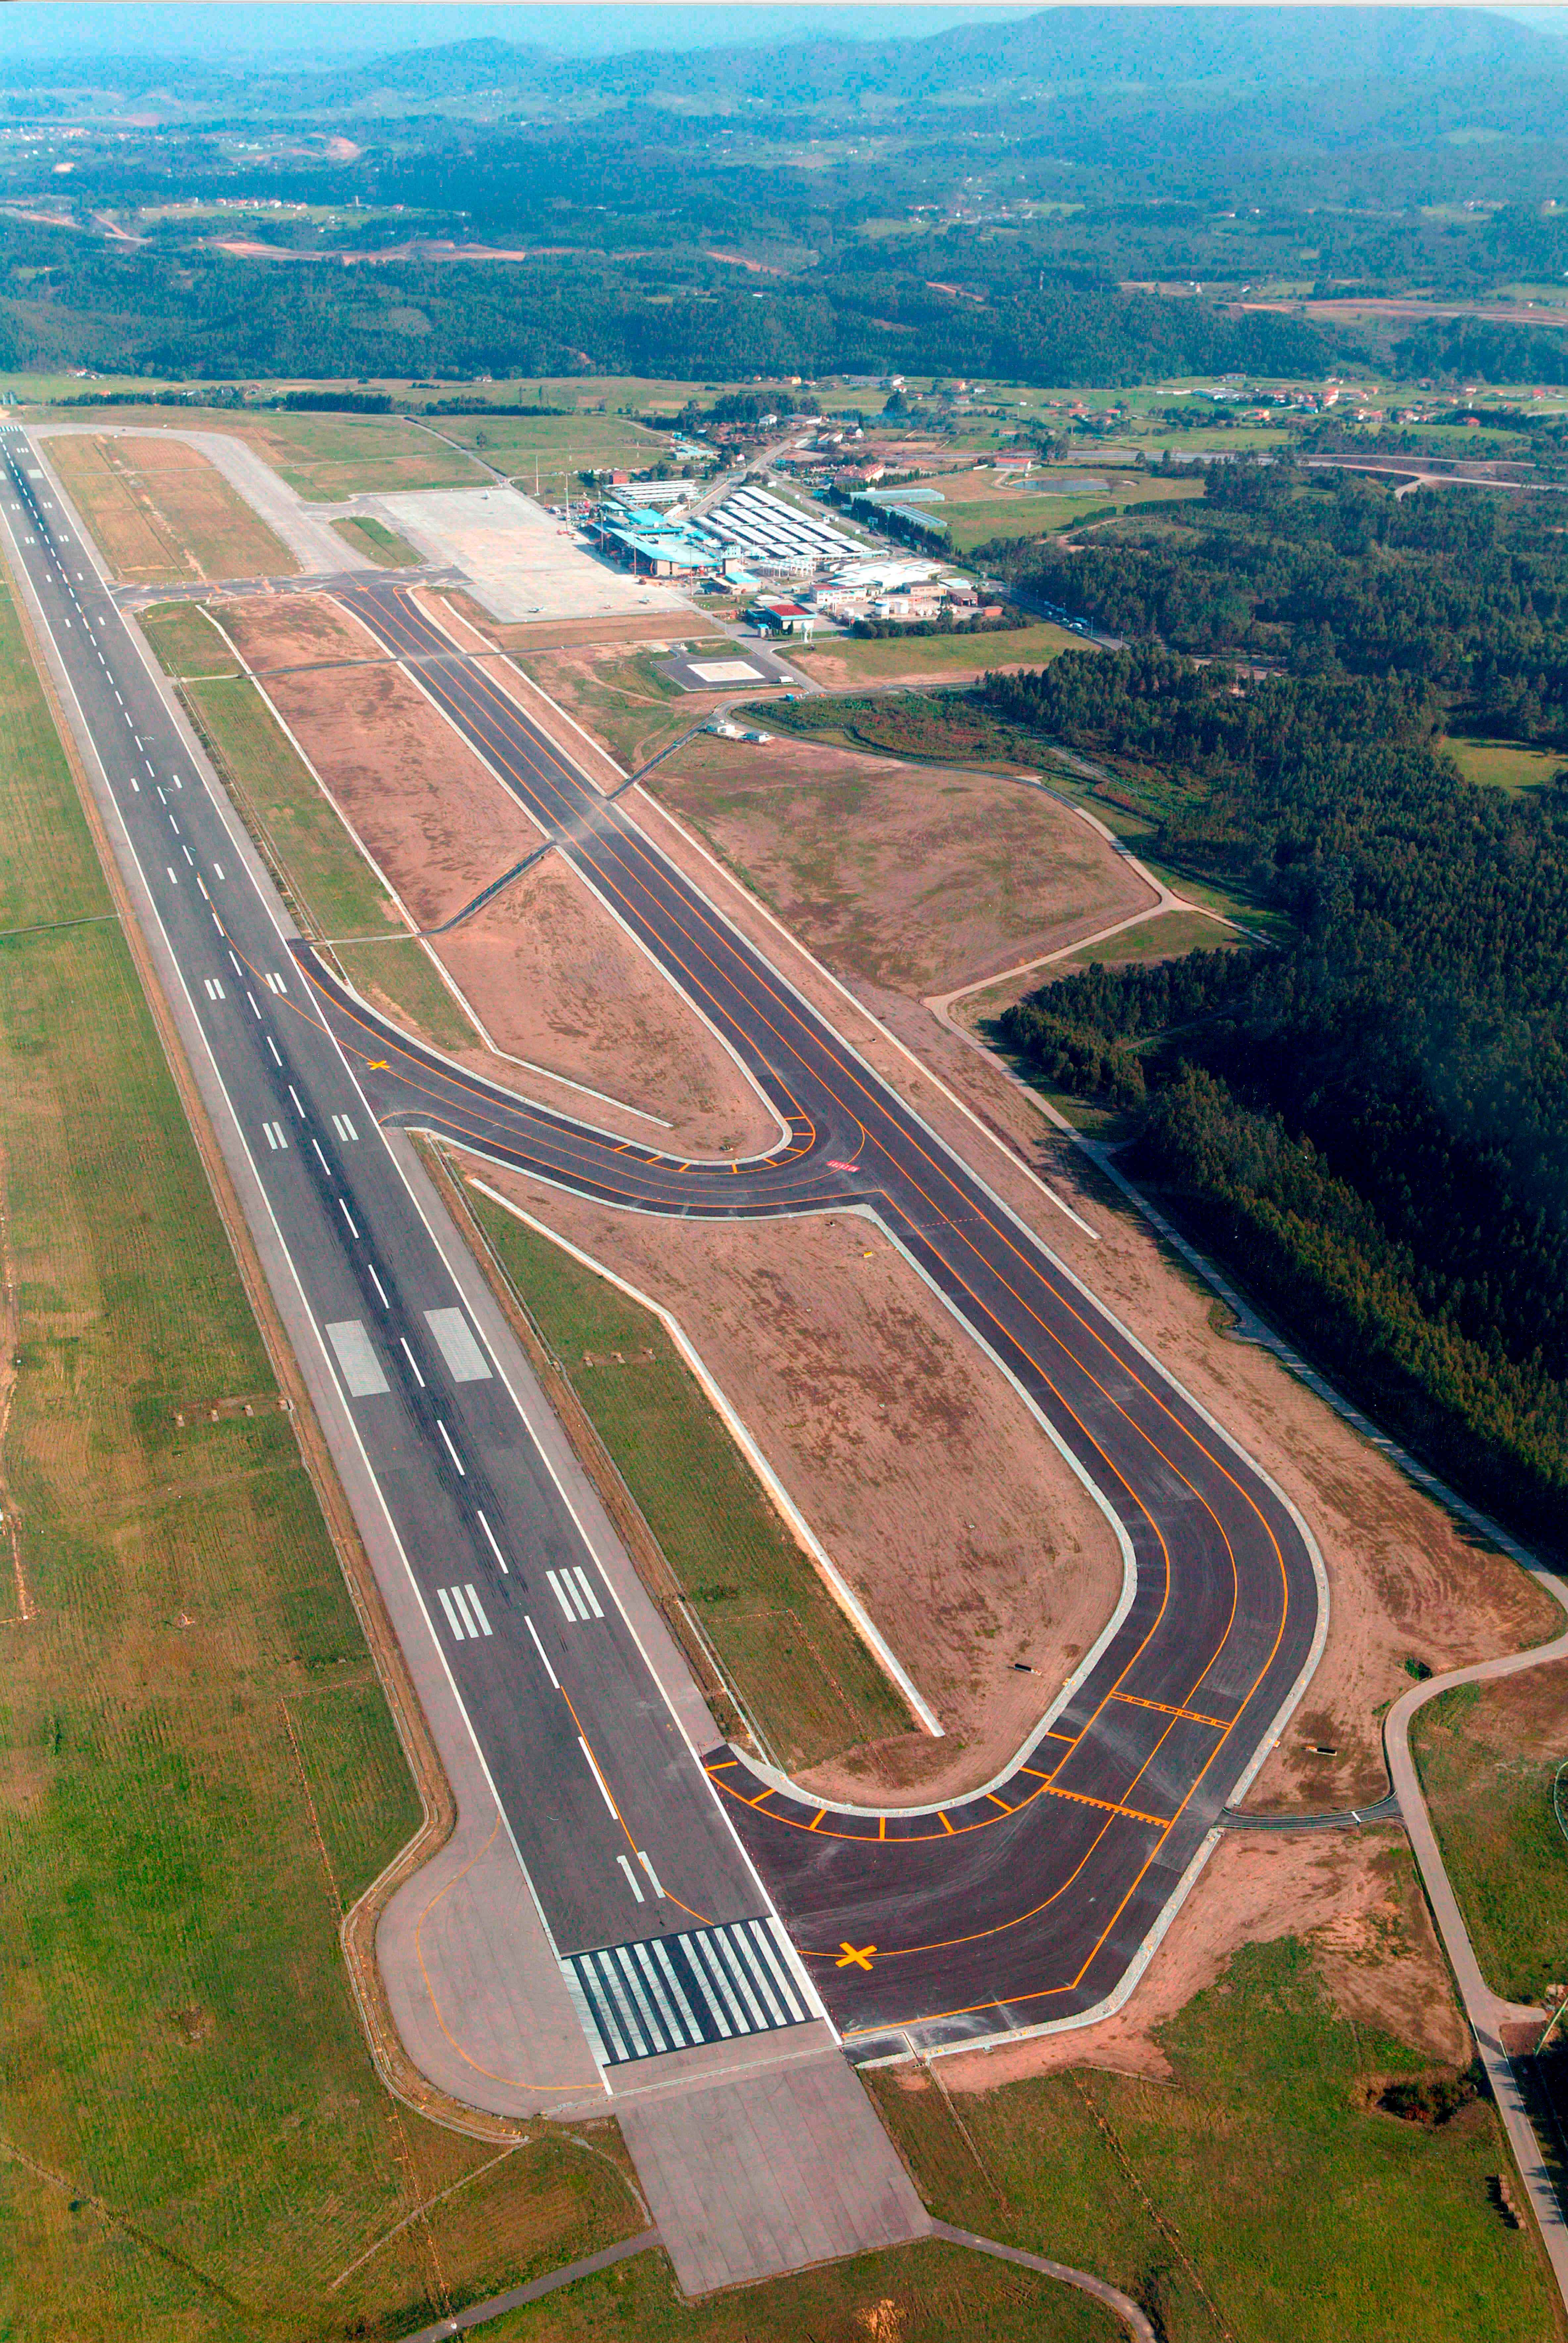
[940,1811,955,1834]
[707,1758,738,1772]
[1045,1783,1168,1827]
[1019,1765,1053,1780]
[1114,1692,1229,1730]
[809,1808,826,1831]
[987,1792,1014,1813]
[878,1814,886,1840]
[836,1943,876,1971]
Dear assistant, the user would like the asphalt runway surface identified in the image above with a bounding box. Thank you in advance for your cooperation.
[3,440,1322,2063]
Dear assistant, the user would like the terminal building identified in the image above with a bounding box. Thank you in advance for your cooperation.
[591,495,725,579]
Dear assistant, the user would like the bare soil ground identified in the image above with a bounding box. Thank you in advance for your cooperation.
[451,1164,1123,1802]
[433,859,779,1157]
[626,785,1562,1815]
[213,591,383,672]
[926,1829,1469,2093]
[50,434,297,582]
[649,734,1154,996]
[258,659,534,929]
[216,599,776,1152]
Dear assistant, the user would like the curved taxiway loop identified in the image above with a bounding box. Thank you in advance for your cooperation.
[298,582,1324,2057]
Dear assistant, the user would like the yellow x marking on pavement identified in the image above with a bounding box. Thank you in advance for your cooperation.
[835,1943,877,1971]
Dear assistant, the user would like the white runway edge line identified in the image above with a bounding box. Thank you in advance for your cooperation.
[464,1177,943,1737]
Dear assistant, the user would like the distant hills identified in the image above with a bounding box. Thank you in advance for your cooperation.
[7,6,1562,117]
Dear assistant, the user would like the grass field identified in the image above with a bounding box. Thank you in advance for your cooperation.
[179,674,400,939]
[432,411,667,474]
[46,436,297,582]
[335,937,479,1053]
[1053,906,1248,973]
[0,579,642,2339]
[31,407,489,502]
[514,643,726,773]
[329,514,424,568]
[463,1189,911,1767]
[870,1931,1559,2343]
[135,601,239,678]
[1411,1670,1568,2006]
[480,2238,1118,2341]
[139,627,489,1058]
[1443,736,1566,794]
[794,621,1078,685]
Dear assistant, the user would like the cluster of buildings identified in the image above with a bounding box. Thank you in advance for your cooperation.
[586,479,987,629]
[588,481,861,585]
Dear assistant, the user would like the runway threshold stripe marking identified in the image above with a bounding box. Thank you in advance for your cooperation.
[436,1586,465,1641]
[448,1582,479,1637]
[547,1568,581,1623]
[571,1565,604,1619]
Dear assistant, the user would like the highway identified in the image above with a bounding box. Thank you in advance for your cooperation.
[3,430,1324,2066]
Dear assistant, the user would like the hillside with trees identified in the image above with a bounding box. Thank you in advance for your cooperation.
[985,647,1568,1545]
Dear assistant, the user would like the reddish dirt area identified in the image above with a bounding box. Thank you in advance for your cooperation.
[223,598,777,1153]
[433,859,779,1158]
[259,660,536,929]
[212,592,382,672]
[626,783,1562,1812]
[452,1165,1124,1803]
[650,736,1153,995]
[920,1828,1468,2093]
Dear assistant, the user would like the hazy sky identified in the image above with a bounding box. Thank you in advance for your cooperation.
[1,2,1038,64]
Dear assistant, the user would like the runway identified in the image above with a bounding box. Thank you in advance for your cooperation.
[1,439,1323,2065]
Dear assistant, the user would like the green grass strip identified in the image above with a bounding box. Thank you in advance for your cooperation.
[466,1189,910,1771]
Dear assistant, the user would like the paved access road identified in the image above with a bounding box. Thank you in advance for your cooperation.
[309,582,1324,2057]
[4,434,1321,2064]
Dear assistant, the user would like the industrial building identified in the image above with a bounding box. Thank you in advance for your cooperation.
[700,485,862,577]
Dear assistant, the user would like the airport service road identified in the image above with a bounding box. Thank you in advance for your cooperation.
[0,428,821,2080]
[292,580,1325,2059]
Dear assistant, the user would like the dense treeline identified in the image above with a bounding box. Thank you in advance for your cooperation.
[987,649,1568,1544]
[0,218,1340,388]
[998,466,1568,747]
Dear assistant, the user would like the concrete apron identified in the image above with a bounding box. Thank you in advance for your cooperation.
[610,2032,930,2297]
